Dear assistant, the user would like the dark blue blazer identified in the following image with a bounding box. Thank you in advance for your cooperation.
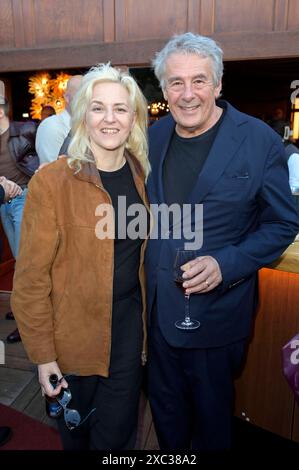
[146,101,299,348]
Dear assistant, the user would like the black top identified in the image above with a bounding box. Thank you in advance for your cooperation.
[163,107,226,205]
[99,161,148,301]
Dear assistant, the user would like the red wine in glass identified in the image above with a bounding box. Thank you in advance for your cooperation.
[173,249,200,330]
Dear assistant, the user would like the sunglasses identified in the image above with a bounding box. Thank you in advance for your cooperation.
[55,376,96,431]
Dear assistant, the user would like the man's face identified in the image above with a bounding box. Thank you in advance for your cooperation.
[163,53,221,138]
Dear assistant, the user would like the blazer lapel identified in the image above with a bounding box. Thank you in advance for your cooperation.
[187,106,248,204]
[154,117,176,204]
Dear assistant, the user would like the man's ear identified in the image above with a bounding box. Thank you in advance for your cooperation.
[162,89,168,101]
[0,107,4,119]
[214,80,222,99]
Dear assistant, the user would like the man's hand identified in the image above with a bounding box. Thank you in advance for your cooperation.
[181,255,222,294]
[0,177,22,201]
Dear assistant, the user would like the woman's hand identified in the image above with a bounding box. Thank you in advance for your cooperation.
[38,361,68,398]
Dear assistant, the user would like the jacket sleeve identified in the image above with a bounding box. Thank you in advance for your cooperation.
[213,139,299,291]
[11,171,59,364]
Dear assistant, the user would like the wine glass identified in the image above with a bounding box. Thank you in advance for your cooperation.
[173,249,201,330]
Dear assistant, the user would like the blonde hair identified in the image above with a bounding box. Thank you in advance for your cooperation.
[68,63,150,179]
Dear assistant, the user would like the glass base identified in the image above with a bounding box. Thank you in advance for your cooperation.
[175,319,201,330]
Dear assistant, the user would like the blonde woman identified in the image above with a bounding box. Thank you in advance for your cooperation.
[11,64,151,450]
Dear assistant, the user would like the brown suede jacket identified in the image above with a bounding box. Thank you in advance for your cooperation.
[11,153,150,377]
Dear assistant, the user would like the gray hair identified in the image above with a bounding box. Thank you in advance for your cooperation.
[153,32,223,90]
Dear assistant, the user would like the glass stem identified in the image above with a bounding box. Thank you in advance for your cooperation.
[184,293,191,324]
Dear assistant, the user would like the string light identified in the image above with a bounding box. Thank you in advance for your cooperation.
[148,101,169,117]
[28,72,71,119]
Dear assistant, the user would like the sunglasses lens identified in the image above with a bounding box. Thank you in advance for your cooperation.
[57,388,72,407]
[64,408,81,430]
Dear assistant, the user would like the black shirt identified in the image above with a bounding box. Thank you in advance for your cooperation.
[99,162,148,301]
[163,108,225,205]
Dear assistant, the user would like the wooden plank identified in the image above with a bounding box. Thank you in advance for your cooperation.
[0,0,15,48]
[200,0,215,35]
[187,0,201,32]
[214,0,274,33]
[23,384,48,422]
[33,0,104,46]
[274,0,289,31]
[288,0,299,30]
[1,30,299,73]
[11,374,40,412]
[21,0,36,47]
[103,0,115,42]
[0,366,34,405]
[11,0,25,48]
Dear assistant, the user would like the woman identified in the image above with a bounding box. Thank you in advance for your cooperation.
[11,64,151,450]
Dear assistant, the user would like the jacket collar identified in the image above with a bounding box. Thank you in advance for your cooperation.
[9,121,21,138]
[73,149,146,197]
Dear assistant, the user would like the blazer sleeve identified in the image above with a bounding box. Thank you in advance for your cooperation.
[213,139,299,290]
[11,171,59,364]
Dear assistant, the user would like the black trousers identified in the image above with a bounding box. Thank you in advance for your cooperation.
[148,318,246,451]
[58,292,143,450]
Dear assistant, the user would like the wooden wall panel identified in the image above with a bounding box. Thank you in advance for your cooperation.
[0,0,15,48]
[287,0,299,31]
[187,0,200,33]
[0,0,299,71]
[12,0,36,48]
[115,0,188,41]
[33,0,105,46]
[214,0,274,33]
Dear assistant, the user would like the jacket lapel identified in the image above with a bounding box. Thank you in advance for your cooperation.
[187,103,248,204]
[152,116,176,204]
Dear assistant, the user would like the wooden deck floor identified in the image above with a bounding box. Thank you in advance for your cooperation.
[0,291,159,450]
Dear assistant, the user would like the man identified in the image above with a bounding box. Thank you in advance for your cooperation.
[0,96,39,343]
[40,105,56,122]
[145,32,299,451]
[36,75,82,163]
[0,175,22,448]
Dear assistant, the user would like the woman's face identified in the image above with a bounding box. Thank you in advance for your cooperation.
[85,82,136,154]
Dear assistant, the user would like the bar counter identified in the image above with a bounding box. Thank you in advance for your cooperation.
[235,238,299,442]
[269,239,299,274]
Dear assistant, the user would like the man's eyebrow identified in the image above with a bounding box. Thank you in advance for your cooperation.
[167,73,208,82]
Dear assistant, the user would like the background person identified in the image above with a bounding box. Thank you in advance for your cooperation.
[0,96,39,343]
[40,105,56,122]
[0,175,23,448]
[145,32,299,451]
[11,63,150,450]
[35,75,82,163]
